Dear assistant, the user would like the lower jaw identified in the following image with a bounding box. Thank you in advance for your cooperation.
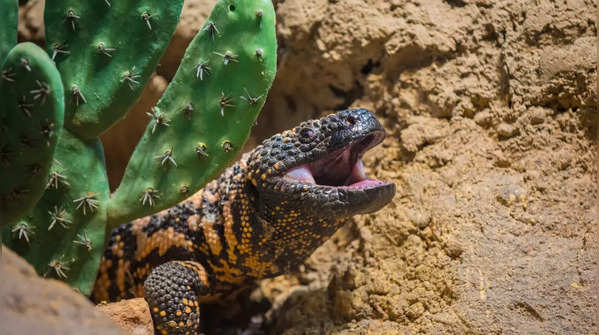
[338,179,390,189]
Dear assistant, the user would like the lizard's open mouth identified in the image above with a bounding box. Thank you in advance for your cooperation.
[257,108,395,215]
[283,130,390,190]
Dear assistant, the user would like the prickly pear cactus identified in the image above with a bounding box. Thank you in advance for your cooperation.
[3,130,109,293]
[109,0,277,224]
[44,0,183,139]
[2,0,277,295]
[0,43,64,226]
[0,0,17,65]
[3,0,183,294]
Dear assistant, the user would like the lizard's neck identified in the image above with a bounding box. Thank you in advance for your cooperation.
[193,153,350,284]
[206,155,349,279]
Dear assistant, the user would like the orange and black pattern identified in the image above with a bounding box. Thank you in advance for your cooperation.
[91,109,395,335]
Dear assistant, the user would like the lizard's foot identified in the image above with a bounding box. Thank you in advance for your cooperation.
[144,261,209,335]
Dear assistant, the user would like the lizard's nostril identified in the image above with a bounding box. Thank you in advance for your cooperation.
[346,115,356,125]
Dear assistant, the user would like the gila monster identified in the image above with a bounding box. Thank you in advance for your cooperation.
[92,108,396,334]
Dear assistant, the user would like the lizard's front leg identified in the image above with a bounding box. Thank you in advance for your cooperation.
[144,260,210,335]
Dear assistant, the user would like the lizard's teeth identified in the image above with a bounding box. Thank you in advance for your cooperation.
[353,159,367,181]
[344,158,367,185]
[284,164,316,184]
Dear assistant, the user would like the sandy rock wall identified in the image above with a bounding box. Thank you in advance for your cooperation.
[255,1,598,334]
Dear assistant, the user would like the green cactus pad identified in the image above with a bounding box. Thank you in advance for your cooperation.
[0,0,18,65]
[3,129,110,295]
[44,0,183,139]
[0,42,65,226]
[108,0,277,225]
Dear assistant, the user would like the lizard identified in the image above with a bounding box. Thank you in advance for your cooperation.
[91,108,396,335]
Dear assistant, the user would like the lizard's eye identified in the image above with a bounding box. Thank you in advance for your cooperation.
[300,127,314,139]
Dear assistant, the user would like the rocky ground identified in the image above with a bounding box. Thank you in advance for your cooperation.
[1,247,124,335]
[9,0,598,334]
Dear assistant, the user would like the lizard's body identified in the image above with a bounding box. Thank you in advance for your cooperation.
[92,109,395,335]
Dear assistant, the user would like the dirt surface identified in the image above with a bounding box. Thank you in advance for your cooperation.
[0,247,124,335]
[15,0,598,334]
[97,298,153,335]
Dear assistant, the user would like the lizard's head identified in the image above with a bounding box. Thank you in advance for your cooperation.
[247,108,395,219]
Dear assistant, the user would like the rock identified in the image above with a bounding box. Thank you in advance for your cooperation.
[97,298,153,335]
[496,122,517,138]
[408,210,431,229]
[400,117,449,153]
[496,181,527,206]
[18,0,44,43]
[331,290,356,321]
[444,240,464,259]
[406,302,425,320]
[0,247,124,335]
[473,109,493,128]
[529,107,547,125]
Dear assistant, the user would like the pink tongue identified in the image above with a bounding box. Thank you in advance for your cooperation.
[284,159,387,189]
[284,165,315,184]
